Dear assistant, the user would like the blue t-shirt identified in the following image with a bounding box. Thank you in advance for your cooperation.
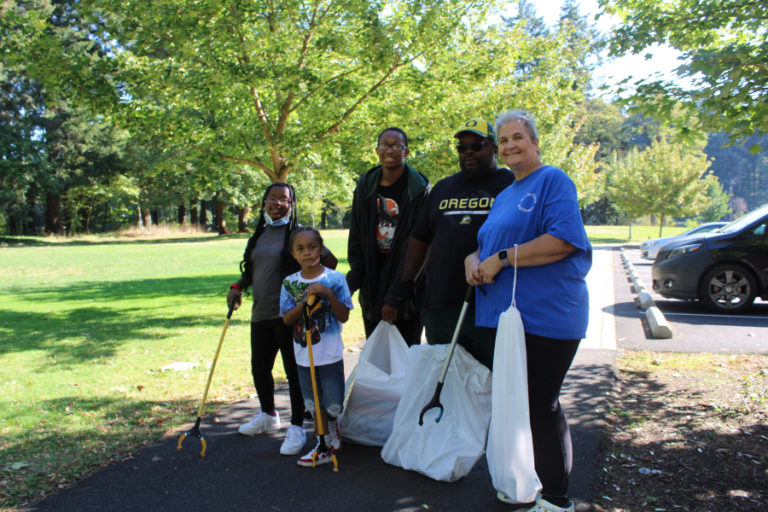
[279,267,354,366]
[475,165,592,339]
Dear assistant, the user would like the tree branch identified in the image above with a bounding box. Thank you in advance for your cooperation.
[193,143,277,181]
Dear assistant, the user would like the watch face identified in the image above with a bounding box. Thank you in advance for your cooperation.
[499,250,508,260]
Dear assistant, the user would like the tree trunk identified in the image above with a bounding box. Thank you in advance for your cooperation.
[80,195,95,234]
[8,214,19,235]
[658,215,664,237]
[199,200,207,227]
[141,208,152,229]
[45,193,63,235]
[26,194,36,235]
[151,210,159,226]
[79,207,91,234]
[190,202,198,226]
[237,206,251,232]
[178,204,187,226]
[216,199,230,235]
[321,209,327,229]
[102,202,110,232]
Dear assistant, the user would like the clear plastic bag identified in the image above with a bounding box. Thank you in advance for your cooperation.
[339,322,410,446]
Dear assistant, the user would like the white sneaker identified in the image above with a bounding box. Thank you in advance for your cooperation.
[238,411,280,436]
[525,497,574,512]
[297,439,335,467]
[280,425,306,455]
[496,493,574,512]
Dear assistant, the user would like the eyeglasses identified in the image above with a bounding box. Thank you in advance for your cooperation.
[456,140,492,153]
[376,143,407,152]
[266,197,291,205]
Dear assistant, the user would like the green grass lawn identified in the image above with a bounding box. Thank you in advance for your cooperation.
[0,224,678,508]
[0,228,360,508]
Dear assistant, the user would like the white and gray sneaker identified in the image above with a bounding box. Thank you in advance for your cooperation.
[280,425,307,455]
[238,411,281,436]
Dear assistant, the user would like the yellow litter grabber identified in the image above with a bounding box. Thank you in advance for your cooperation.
[304,294,339,472]
[177,302,235,457]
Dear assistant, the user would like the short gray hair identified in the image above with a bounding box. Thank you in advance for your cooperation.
[495,110,538,141]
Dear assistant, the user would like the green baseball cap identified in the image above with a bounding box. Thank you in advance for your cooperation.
[454,118,496,142]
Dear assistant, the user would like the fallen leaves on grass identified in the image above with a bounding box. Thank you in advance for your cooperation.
[595,352,768,511]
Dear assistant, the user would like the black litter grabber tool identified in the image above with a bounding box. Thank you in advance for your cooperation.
[419,285,474,425]
[304,294,339,472]
[177,302,235,457]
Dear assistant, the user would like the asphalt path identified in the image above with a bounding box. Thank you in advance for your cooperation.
[614,247,768,353]
[21,249,621,512]
[20,349,616,512]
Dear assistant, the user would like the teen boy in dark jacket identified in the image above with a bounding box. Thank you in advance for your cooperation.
[346,127,430,346]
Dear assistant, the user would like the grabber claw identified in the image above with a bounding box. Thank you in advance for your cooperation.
[418,381,445,425]
[418,286,473,426]
[177,417,208,457]
[311,435,339,472]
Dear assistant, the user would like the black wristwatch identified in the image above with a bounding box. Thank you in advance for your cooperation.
[498,249,510,267]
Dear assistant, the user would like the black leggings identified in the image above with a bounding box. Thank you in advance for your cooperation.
[525,333,580,502]
[250,319,304,426]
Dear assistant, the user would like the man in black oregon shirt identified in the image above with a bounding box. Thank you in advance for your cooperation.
[399,118,514,368]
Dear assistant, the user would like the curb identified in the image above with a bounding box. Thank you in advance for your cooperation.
[620,247,673,339]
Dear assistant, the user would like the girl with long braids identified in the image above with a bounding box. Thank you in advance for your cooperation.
[227,182,337,456]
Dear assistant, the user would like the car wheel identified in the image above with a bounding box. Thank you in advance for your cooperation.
[698,264,757,313]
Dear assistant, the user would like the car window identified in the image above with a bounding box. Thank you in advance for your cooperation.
[721,204,768,233]
[753,223,766,237]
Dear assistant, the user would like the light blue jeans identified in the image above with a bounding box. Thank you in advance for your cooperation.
[296,360,345,419]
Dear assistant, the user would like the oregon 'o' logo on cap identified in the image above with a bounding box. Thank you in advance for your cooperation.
[465,120,478,128]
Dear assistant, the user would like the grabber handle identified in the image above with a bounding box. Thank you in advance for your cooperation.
[462,284,474,303]
[418,285,473,426]
[195,301,236,418]
[435,285,473,383]
[178,302,236,457]
[303,294,326,437]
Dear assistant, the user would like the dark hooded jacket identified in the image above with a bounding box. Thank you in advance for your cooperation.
[346,162,430,323]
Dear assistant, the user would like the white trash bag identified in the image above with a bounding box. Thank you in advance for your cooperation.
[381,343,492,482]
[487,247,542,503]
[339,321,410,446]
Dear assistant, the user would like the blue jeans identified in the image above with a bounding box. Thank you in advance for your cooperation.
[296,360,345,419]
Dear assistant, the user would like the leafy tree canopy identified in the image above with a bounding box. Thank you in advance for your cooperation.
[600,0,768,148]
[2,0,607,232]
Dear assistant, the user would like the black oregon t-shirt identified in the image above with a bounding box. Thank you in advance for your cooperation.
[411,168,515,309]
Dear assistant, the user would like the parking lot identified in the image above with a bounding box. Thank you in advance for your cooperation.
[613,247,768,354]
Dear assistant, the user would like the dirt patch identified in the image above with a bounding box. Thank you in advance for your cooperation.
[593,352,768,511]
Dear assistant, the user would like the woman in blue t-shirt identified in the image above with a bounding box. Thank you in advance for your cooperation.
[464,110,592,512]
